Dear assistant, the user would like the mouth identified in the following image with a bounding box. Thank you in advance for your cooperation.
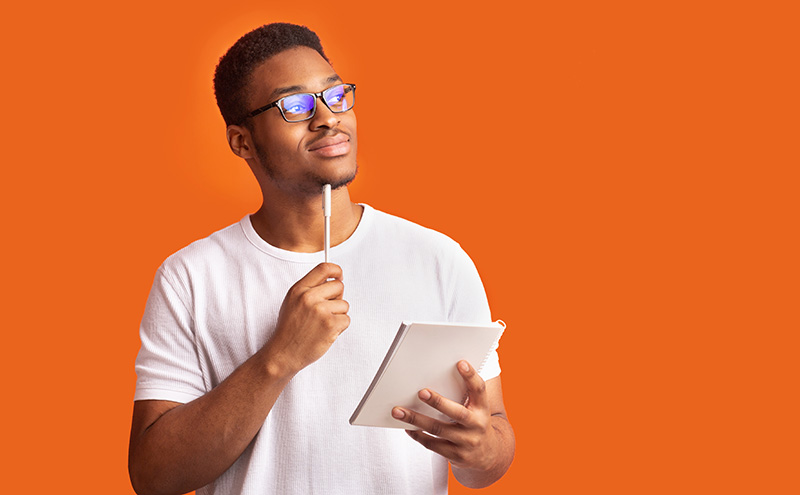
[308,133,351,157]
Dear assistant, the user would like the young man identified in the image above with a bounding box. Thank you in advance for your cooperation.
[129,23,514,495]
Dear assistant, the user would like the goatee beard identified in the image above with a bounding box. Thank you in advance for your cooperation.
[255,144,357,196]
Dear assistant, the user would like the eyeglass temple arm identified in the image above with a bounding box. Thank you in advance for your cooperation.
[245,101,279,120]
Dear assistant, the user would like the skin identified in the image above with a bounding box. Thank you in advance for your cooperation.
[128,46,514,495]
[392,362,515,488]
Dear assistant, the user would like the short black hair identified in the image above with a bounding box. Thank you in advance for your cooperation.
[213,23,329,126]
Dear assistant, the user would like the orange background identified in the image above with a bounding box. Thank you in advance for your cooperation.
[1,0,797,493]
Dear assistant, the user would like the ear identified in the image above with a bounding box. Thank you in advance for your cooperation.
[226,124,255,159]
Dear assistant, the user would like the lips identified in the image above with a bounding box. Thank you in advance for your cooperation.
[308,133,351,157]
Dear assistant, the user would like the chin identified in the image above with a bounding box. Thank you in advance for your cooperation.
[316,162,358,191]
[330,170,357,190]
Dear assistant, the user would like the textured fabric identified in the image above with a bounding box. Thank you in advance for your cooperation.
[134,204,500,494]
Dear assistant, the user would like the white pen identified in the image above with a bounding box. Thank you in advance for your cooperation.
[323,184,331,263]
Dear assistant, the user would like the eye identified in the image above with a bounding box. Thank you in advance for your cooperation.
[325,86,345,106]
[281,94,314,115]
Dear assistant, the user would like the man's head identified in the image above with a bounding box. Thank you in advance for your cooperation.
[215,23,358,196]
[214,23,329,127]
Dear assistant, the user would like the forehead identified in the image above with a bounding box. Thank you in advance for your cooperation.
[247,46,339,106]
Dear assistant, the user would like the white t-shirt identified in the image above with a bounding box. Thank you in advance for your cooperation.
[135,205,500,495]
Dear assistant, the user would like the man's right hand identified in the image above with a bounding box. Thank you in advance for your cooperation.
[263,262,350,377]
[129,263,350,495]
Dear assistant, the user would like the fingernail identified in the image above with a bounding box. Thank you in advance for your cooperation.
[392,407,405,419]
[459,361,470,372]
[419,389,431,400]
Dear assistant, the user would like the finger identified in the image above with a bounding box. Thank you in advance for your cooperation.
[391,407,455,439]
[405,429,459,461]
[416,388,473,426]
[298,262,343,287]
[311,278,345,301]
[321,298,350,315]
[323,313,351,337]
[457,360,489,410]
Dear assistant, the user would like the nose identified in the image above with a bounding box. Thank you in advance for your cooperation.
[309,96,339,130]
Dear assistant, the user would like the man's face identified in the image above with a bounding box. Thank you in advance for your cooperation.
[244,46,358,195]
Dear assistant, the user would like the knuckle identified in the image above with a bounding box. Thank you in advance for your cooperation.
[299,290,315,306]
[465,435,480,449]
[429,422,443,437]
[470,411,487,428]
[314,304,328,318]
[286,285,302,300]
[324,314,338,331]
[430,394,443,409]
[320,314,332,330]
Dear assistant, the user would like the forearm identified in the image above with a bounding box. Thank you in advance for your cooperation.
[452,414,516,489]
[129,347,294,495]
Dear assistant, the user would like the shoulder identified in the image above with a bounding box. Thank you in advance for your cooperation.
[363,206,490,321]
[361,205,480,282]
[366,205,464,254]
[158,218,250,283]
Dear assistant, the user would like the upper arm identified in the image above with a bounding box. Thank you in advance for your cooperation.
[135,266,206,403]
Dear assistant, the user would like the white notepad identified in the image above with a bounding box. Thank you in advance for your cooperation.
[349,320,506,429]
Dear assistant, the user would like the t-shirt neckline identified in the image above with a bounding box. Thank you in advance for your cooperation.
[239,203,373,263]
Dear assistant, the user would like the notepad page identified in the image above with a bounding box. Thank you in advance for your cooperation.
[350,321,505,429]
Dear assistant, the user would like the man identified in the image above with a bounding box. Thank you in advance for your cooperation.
[129,23,515,495]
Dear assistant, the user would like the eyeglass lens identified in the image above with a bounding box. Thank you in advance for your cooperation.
[280,84,355,122]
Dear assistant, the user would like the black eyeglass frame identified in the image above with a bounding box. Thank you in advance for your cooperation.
[243,83,357,123]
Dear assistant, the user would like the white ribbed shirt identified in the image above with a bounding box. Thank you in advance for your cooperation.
[134,205,501,494]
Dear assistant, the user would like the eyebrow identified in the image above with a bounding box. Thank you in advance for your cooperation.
[268,74,343,101]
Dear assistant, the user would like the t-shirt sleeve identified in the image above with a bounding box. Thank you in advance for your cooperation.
[445,244,502,382]
[134,265,206,403]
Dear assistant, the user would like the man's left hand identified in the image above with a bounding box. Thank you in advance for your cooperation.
[391,360,509,475]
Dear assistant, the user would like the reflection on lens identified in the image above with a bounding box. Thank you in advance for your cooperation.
[281,94,315,120]
[324,84,355,113]
[325,86,345,109]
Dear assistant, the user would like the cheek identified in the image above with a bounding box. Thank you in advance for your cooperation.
[258,127,305,159]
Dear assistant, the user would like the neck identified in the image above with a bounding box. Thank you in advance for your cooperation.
[250,185,362,253]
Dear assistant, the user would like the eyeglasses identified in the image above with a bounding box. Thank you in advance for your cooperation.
[245,83,356,123]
